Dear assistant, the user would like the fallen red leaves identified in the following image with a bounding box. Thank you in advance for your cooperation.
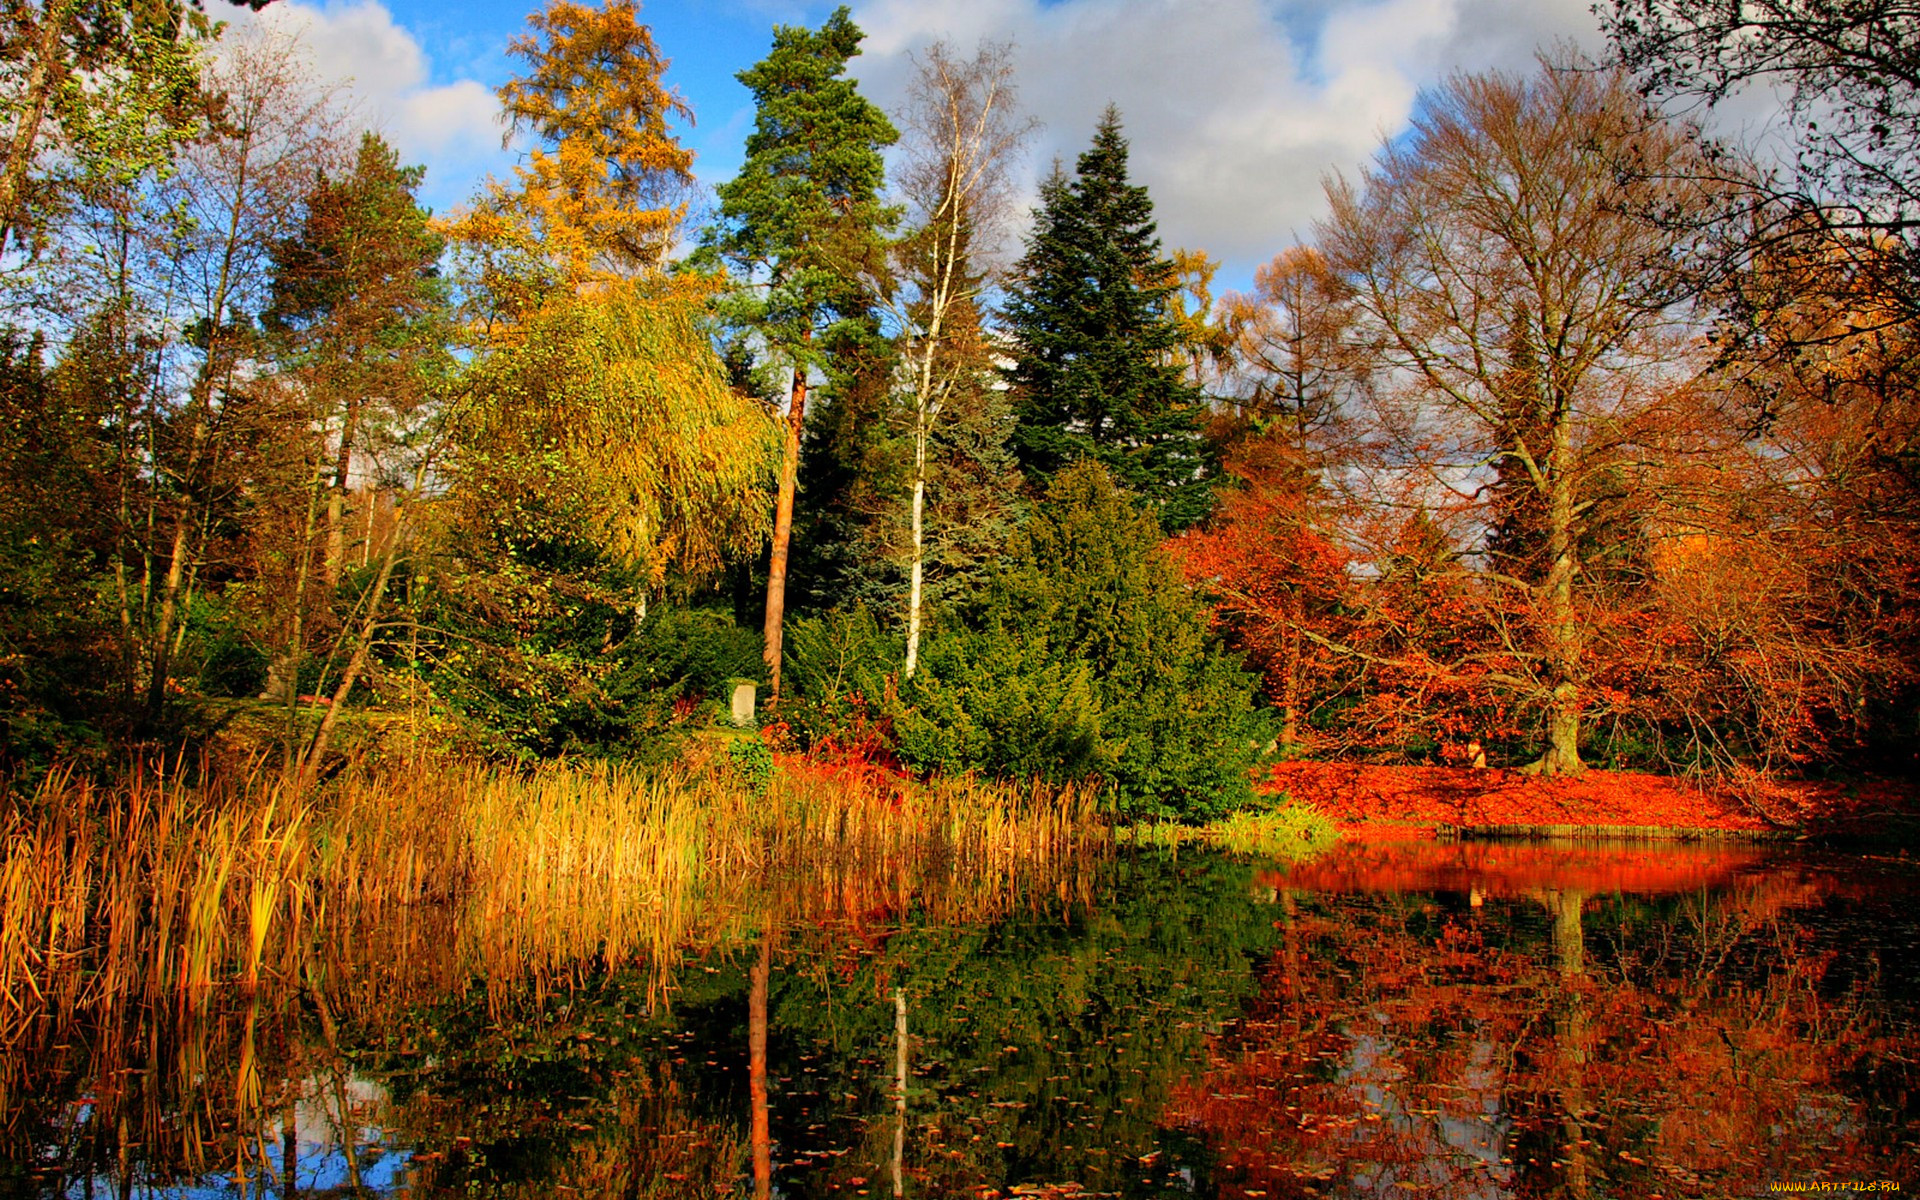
[1264,760,1920,837]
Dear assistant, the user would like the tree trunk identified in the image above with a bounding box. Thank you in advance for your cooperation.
[325,395,361,584]
[0,0,75,253]
[1528,397,1585,775]
[267,456,329,706]
[145,126,253,722]
[749,930,772,1200]
[144,420,205,719]
[904,424,928,678]
[295,507,404,783]
[1280,594,1303,748]
[891,986,908,1198]
[762,368,807,703]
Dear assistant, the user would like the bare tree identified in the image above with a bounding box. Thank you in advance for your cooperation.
[1321,61,1711,774]
[141,28,349,720]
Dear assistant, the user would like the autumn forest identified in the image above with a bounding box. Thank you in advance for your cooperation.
[0,0,1913,801]
[3,0,1920,1193]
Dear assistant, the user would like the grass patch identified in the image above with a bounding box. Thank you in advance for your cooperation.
[1118,798,1337,858]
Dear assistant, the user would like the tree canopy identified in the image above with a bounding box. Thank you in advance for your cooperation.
[1001,107,1210,532]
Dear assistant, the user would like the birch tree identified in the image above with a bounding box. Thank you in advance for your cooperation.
[887,39,1033,678]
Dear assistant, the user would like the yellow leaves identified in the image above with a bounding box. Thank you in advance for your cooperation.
[488,0,696,285]
[460,281,780,587]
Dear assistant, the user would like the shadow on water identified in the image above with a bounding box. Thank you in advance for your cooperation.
[7,832,1920,1198]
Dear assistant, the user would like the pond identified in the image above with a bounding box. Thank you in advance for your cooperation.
[8,839,1919,1198]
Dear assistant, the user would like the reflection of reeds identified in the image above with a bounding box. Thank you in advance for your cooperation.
[0,756,1100,1023]
[0,752,1106,1187]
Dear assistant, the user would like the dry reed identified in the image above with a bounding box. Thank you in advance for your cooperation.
[0,752,1106,1044]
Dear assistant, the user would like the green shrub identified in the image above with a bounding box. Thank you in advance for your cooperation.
[894,623,1108,782]
[725,735,776,794]
[897,461,1267,822]
[407,565,763,761]
[612,606,763,700]
[780,606,900,747]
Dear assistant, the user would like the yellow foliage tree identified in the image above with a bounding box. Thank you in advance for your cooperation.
[452,0,695,292]
[439,1,777,592]
[457,280,780,589]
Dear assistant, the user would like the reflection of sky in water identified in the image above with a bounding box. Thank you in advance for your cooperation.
[1338,1029,1513,1199]
[60,1074,409,1199]
[18,844,1920,1198]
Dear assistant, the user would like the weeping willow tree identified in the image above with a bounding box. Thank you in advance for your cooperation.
[456,279,782,590]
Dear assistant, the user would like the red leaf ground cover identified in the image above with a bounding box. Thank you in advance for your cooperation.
[1264,761,1920,838]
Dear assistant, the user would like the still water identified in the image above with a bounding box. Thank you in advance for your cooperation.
[9,839,1919,1198]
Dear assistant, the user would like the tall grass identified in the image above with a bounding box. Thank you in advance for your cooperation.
[1118,800,1338,857]
[0,753,1106,1038]
[0,752,1116,1191]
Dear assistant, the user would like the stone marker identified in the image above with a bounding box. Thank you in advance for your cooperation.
[730,680,757,728]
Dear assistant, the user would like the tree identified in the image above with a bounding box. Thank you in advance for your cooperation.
[1178,247,1366,750]
[1217,246,1363,452]
[886,38,1034,677]
[1625,238,1920,777]
[258,132,448,700]
[1002,107,1210,531]
[695,6,898,701]
[1320,63,1707,775]
[0,0,225,254]
[0,2,218,741]
[137,27,350,723]
[426,282,782,761]
[898,461,1266,821]
[266,133,447,578]
[1604,0,1920,274]
[493,0,693,284]
[1174,438,1353,751]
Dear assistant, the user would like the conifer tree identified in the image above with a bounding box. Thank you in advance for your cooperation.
[1002,107,1210,530]
[262,131,449,700]
[266,134,448,580]
[897,461,1263,821]
[497,0,694,283]
[696,6,898,700]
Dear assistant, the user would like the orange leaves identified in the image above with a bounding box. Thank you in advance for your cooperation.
[467,0,695,286]
[1260,758,1920,835]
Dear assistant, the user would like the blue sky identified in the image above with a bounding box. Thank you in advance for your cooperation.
[231,0,1616,293]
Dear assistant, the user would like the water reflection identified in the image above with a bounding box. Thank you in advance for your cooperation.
[8,841,1920,1197]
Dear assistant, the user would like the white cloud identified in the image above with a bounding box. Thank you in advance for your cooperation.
[848,0,1604,281]
[230,0,507,208]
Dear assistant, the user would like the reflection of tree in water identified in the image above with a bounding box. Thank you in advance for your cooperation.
[1167,851,1920,1199]
[9,844,1920,1197]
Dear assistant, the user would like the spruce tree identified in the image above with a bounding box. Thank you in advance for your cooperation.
[1002,107,1211,530]
[896,461,1264,821]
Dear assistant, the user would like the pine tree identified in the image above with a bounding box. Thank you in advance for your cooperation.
[261,132,449,701]
[695,5,898,700]
[266,133,448,575]
[1001,107,1211,531]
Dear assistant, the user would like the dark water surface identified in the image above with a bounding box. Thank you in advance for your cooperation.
[10,840,1920,1198]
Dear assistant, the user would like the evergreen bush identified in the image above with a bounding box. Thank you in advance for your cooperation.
[898,461,1266,821]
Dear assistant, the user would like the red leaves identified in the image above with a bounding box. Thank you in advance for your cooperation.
[1265,759,1920,835]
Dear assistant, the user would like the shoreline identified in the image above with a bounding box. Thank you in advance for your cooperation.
[1266,760,1920,846]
